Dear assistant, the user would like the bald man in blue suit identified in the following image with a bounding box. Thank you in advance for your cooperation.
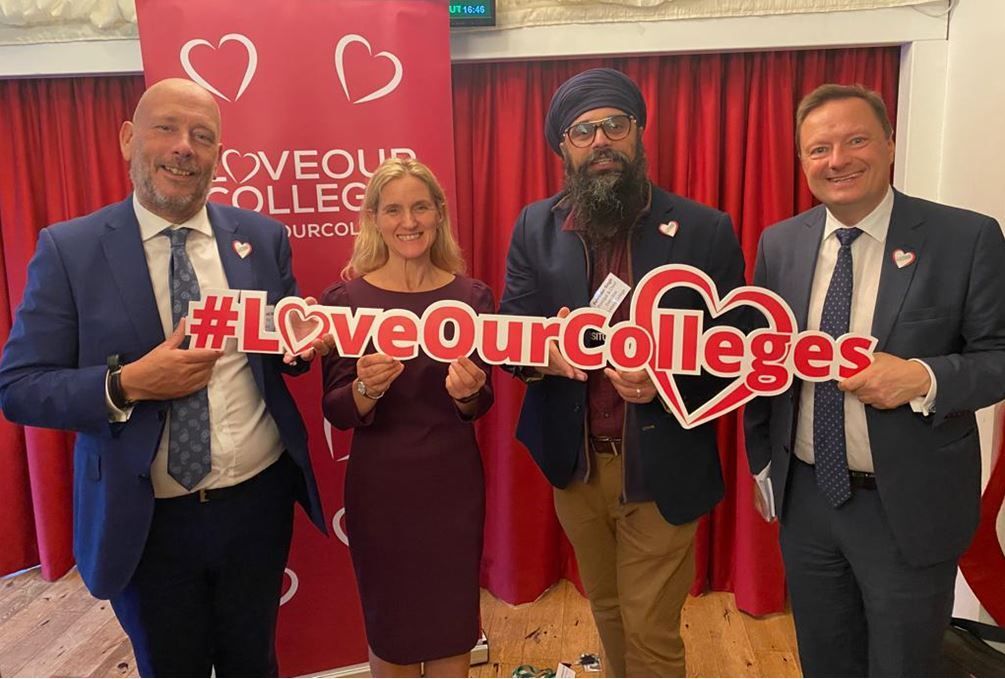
[0,79,330,677]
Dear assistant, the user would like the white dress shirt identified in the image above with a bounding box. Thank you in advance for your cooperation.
[107,196,284,498]
[793,187,936,472]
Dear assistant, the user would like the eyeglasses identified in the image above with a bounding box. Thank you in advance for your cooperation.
[564,114,636,148]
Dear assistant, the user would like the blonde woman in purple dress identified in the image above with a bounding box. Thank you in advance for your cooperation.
[321,158,494,678]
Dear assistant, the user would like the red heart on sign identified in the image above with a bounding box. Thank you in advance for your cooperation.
[275,298,330,356]
[631,265,797,429]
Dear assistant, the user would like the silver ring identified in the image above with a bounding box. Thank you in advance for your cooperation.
[635,387,641,398]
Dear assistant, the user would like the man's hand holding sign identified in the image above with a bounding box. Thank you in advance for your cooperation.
[838,351,932,409]
[120,321,222,404]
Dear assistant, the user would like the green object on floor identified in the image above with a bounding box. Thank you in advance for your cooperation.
[512,664,556,678]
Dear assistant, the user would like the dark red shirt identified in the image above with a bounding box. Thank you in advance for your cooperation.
[560,188,651,441]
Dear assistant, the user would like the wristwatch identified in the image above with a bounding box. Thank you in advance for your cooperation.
[106,353,134,409]
[355,379,385,400]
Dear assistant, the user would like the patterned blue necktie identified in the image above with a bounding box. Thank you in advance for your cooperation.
[813,227,863,508]
[164,227,211,490]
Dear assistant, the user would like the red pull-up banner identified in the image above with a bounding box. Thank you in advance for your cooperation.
[135,0,456,672]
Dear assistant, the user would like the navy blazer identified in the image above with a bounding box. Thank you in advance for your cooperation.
[0,197,326,599]
[500,185,746,525]
[744,190,1005,566]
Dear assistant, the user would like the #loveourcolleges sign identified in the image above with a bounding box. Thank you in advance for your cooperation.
[186,264,877,430]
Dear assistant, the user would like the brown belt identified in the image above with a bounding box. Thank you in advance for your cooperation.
[588,436,623,456]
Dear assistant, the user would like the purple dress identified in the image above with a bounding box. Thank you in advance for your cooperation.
[321,275,494,665]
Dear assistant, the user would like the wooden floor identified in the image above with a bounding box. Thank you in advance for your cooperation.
[0,568,800,677]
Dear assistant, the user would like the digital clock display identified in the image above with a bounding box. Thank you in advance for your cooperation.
[449,1,496,27]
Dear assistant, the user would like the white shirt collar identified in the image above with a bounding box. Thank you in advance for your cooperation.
[823,186,894,244]
[132,194,213,242]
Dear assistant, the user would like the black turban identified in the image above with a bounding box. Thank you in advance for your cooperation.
[545,68,646,155]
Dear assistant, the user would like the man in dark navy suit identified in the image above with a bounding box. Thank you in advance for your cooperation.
[745,84,1005,676]
[0,78,330,677]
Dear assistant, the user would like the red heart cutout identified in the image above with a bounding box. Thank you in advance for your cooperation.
[631,265,797,429]
[275,298,330,355]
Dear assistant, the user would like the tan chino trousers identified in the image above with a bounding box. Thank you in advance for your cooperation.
[554,451,697,677]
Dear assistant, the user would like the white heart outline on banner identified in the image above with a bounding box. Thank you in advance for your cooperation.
[323,418,350,462]
[280,567,298,605]
[180,33,258,102]
[334,34,403,104]
[220,149,261,183]
[332,508,349,546]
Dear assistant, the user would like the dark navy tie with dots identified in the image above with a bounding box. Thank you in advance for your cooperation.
[813,227,863,508]
[164,227,211,490]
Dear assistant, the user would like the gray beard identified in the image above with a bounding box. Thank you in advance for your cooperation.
[130,162,210,223]
[563,144,648,249]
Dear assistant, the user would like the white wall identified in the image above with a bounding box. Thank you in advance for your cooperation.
[0,5,948,76]
[896,0,1005,626]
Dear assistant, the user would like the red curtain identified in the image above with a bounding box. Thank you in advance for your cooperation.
[0,48,902,618]
[452,47,901,615]
[0,76,146,578]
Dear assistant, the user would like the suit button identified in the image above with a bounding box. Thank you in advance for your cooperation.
[573,404,582,413]
[138,472,150,480]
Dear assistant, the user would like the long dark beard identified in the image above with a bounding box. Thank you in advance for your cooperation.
[563,140,648,249]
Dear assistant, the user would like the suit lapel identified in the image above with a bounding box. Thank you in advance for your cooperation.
[208,203,268,391]
[208,203,267,392]
[633,188,677,277]
[100,199,166,348]
[872,190,926,350]
[551,202,591,308]
[210,203,258,292]
[789,207,826,331]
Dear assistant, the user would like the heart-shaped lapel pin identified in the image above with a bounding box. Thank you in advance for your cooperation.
[658,221,679,238]
[892,248,915,269]
[233,240,253,259]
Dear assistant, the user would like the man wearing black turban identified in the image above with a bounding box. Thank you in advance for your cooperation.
[500,68,746,677]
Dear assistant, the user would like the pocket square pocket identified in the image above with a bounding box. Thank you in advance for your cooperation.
[898,305,954,323]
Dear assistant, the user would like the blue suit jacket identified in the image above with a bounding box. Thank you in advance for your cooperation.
[499,185,746,525]
[0,197,327,599]
[744,190,1005,566]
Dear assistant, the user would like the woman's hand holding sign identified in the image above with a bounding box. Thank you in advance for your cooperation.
[446,356,487,417]
[352,353,404,417]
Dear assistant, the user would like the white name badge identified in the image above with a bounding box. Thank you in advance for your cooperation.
[590,273,631,314]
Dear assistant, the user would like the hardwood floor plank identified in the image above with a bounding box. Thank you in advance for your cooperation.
[559,579,604,672]
[0,571,94,676]
[0,569,801,677]
[0,569,51,625]
[49,606,136,678]
[519,583,565,661]
[483,594,533,664]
